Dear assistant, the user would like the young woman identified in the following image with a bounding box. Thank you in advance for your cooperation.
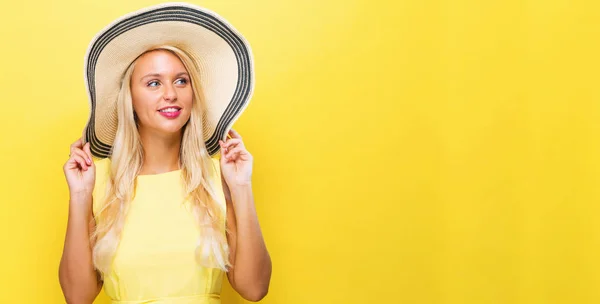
[58,3,271,303]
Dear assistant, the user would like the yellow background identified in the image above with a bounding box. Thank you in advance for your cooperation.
[0,0,598,303]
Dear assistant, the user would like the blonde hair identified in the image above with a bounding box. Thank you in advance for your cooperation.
[89,45,230,278]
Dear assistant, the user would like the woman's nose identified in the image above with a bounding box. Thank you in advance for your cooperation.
[163,84,177,101]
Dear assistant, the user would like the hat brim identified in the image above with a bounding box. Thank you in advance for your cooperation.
[82,2,254,158]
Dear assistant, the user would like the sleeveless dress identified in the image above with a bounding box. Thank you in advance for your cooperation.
[92,157,227,304]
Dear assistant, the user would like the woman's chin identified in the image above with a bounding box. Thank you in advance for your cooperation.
[141,123,186,136]
[160,124,186,134]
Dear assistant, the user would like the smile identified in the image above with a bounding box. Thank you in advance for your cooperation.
[157,107,182,118]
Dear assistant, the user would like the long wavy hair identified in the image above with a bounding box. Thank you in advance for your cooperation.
[89,45,230,278]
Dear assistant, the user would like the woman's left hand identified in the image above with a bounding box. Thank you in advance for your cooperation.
[219,129,253,188]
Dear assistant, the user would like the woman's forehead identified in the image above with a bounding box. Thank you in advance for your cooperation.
[133,50,188,76]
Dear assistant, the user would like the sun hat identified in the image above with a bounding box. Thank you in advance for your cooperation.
[81,2,254,159]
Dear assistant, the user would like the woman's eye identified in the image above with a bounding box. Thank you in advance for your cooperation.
[176,78,188,85]
[147,80,160,87]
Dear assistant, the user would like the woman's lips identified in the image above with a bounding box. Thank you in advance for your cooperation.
[158,109,182,118]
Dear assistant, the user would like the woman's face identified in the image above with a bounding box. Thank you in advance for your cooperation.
[130,50,193,137]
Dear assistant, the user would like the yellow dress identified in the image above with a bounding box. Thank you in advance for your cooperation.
[92,158,227,304]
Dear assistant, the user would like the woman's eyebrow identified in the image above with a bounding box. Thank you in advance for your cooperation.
[140,72,189,81]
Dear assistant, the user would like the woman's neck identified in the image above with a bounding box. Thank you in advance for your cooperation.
[138,129,182,175]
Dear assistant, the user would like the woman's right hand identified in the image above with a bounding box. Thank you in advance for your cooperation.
[63,137,96,200]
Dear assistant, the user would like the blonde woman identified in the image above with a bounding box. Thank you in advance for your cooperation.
[58,3,271,303]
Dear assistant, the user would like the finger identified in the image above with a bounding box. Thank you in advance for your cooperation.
[71,137,83,149]
[218,141,229,161]
[70,142,85,156]
[228,129,242,139]
[83,142,93,164]
[219,146,236,163]
[225,147,244,159]
[71,149,91,166]
[219,139,240,153]
[224,151,239,163]
[70,154,89,171]
[222,138,242,150]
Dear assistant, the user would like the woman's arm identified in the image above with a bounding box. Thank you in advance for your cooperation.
[59,193,103,304]
[224,181,272,302]
[219,129,272,301]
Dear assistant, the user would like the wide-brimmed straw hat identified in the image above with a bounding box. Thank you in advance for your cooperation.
[81,2,254,158]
